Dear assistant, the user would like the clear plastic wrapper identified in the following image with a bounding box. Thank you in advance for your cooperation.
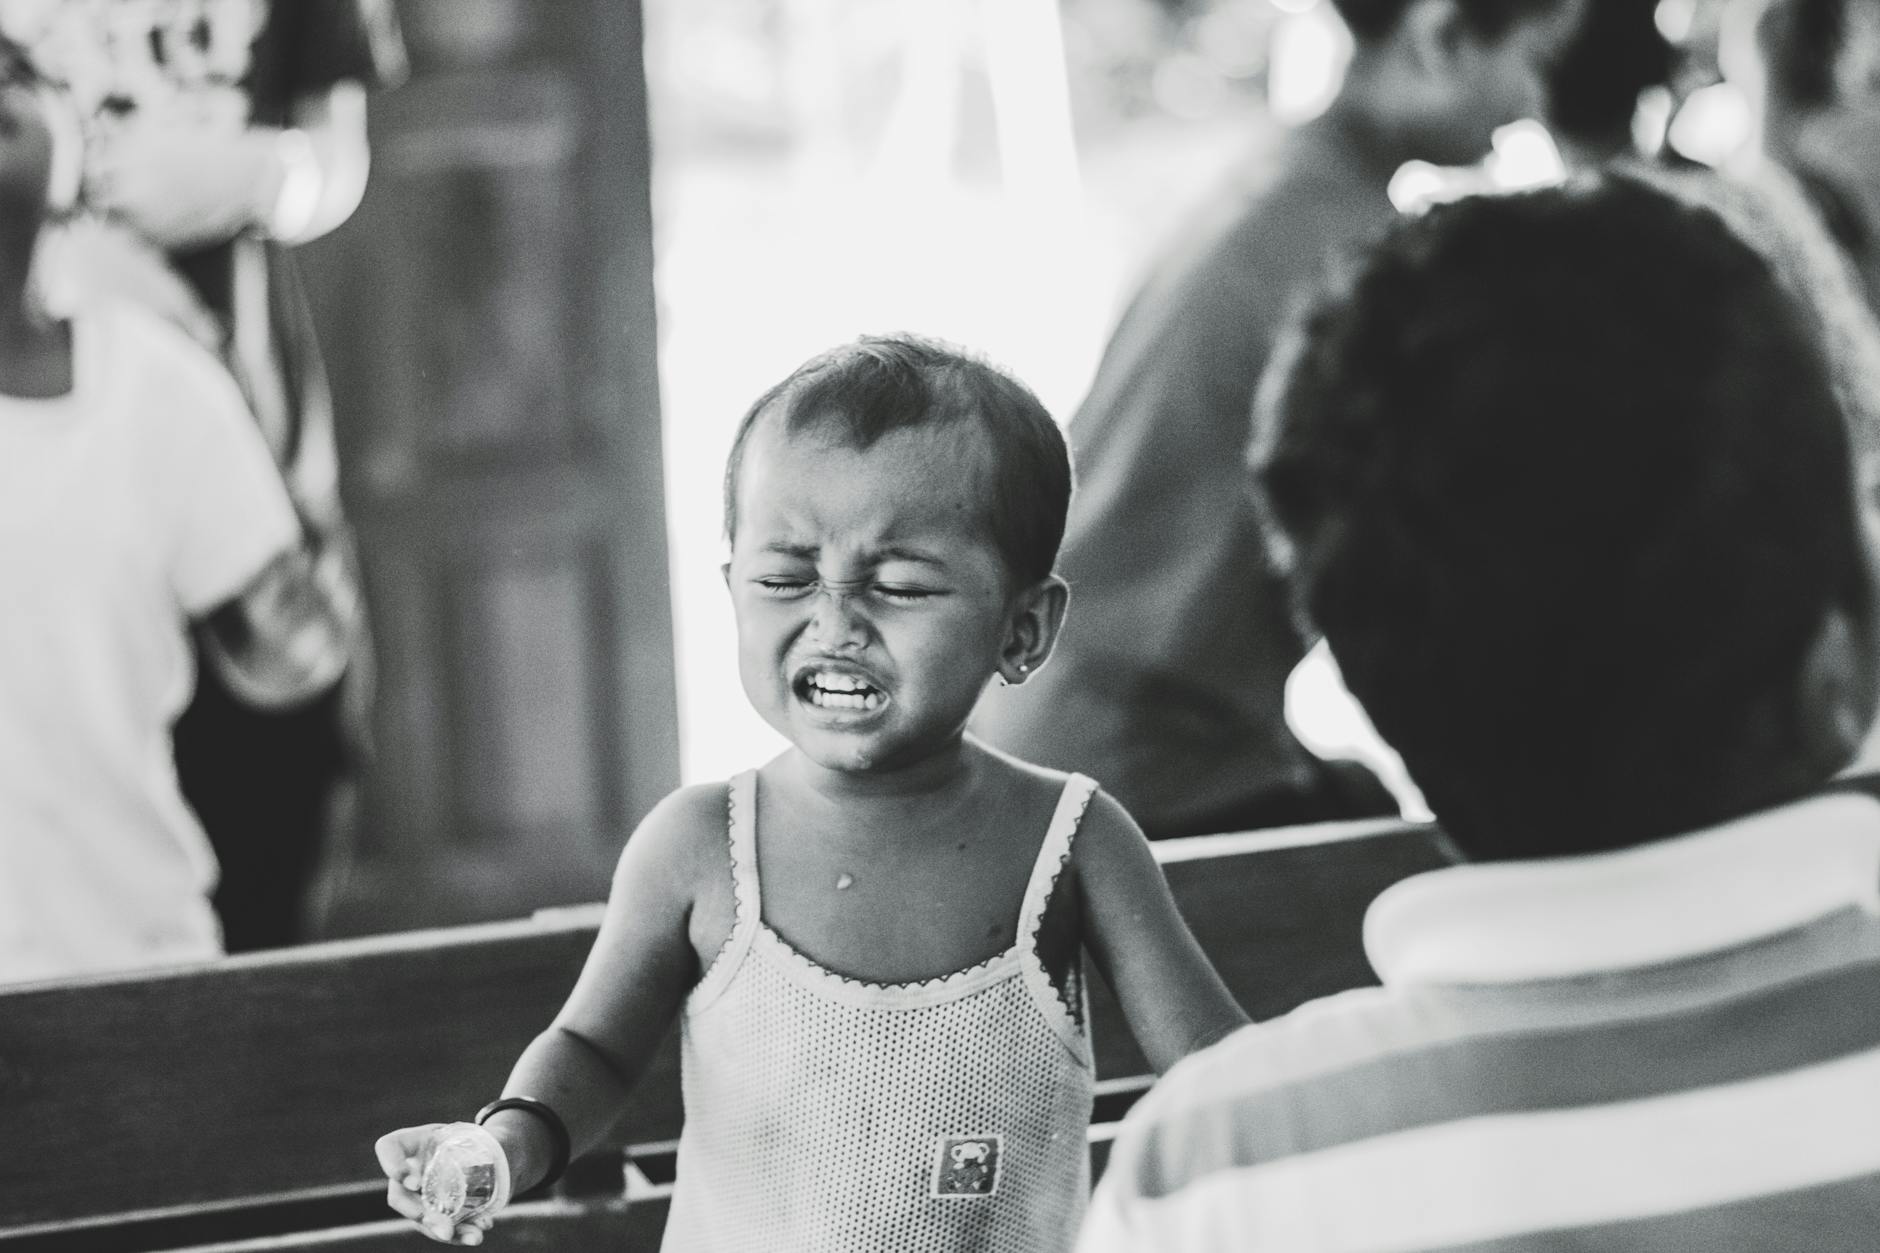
[420,1122,512,1227]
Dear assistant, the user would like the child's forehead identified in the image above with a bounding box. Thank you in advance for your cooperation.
[738,416,1002,550]
[753,411,996,493]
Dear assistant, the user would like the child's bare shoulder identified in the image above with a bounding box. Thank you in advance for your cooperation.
[606,782,743,963]
[613,781,734,893]
[970,737,1141,849]
[1068,786,1148,862]
[969,735,1075,793]
[967,739,1078,828]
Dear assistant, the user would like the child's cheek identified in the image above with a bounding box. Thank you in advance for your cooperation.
[731,625,776,711]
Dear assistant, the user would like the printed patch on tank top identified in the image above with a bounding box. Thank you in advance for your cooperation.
[931,1134,1002,1197]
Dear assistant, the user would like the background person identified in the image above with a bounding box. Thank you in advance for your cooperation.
[1081,175,1880,1251]
[3,0,407,950]
[0,46,355,984]
[1543,0,1673,164]
[1724,0,1880,311]
[971,0,1589,838]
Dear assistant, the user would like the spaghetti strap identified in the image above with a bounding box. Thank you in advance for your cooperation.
[692,769,763,1011]
[1017,773,1099,1062]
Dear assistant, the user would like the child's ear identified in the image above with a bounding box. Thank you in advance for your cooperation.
[997,575,1069,686]
[720,561,732,591]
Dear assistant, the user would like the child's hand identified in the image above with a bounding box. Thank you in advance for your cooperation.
[374,1124,498,1245]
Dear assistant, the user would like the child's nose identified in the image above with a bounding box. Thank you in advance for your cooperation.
[808,587,870,650]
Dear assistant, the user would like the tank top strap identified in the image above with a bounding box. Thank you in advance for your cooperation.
[1017,773,1099,1062]
[692,769,764,1012]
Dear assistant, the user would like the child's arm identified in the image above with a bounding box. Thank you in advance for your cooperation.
[1077,790,1249,1074]
[482,788,716,1188]
[377,785,726,1232]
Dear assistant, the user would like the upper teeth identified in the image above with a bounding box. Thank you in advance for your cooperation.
[807,671,883,710]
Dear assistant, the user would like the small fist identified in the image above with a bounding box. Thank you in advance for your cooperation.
[374,1124,497,1246]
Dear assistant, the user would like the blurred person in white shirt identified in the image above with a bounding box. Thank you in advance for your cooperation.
[0,43,355,984]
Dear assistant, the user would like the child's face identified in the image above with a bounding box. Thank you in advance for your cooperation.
[727,416,1023,777]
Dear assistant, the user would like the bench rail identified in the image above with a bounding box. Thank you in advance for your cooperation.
[0,818,1446,1251]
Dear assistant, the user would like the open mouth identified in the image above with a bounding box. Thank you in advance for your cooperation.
[796,668,887,712]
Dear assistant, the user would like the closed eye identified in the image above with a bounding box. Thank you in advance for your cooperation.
[875,585,937,603]
[755,577,812,597]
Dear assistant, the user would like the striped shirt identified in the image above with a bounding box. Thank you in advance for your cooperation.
[1078,789,1880,1252]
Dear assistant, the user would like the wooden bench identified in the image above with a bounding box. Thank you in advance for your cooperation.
[0,818,1448,1253]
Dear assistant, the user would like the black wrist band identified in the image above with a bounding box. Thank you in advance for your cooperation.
[476,1096,572,1191]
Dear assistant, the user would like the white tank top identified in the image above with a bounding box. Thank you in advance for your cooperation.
[662,770,1098,1252]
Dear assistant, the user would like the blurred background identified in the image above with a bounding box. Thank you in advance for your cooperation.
[289,0,1752,939]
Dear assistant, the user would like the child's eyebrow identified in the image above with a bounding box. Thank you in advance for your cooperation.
[755,541,949,567]
[877,546,949,568]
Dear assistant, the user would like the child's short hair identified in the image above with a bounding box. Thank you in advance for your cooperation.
[722,334,1072,585]
[1331,0,1564,42]
[1252,175,1872,857]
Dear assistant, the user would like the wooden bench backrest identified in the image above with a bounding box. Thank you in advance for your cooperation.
[0,818,1446,1250]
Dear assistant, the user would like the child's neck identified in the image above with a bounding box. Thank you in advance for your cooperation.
[787,735,977,808]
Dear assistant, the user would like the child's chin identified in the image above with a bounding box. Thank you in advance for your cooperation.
[799,738,882,773]
[795,717,915,772]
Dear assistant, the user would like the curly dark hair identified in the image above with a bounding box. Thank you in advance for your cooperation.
[1252,175,1872,858]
